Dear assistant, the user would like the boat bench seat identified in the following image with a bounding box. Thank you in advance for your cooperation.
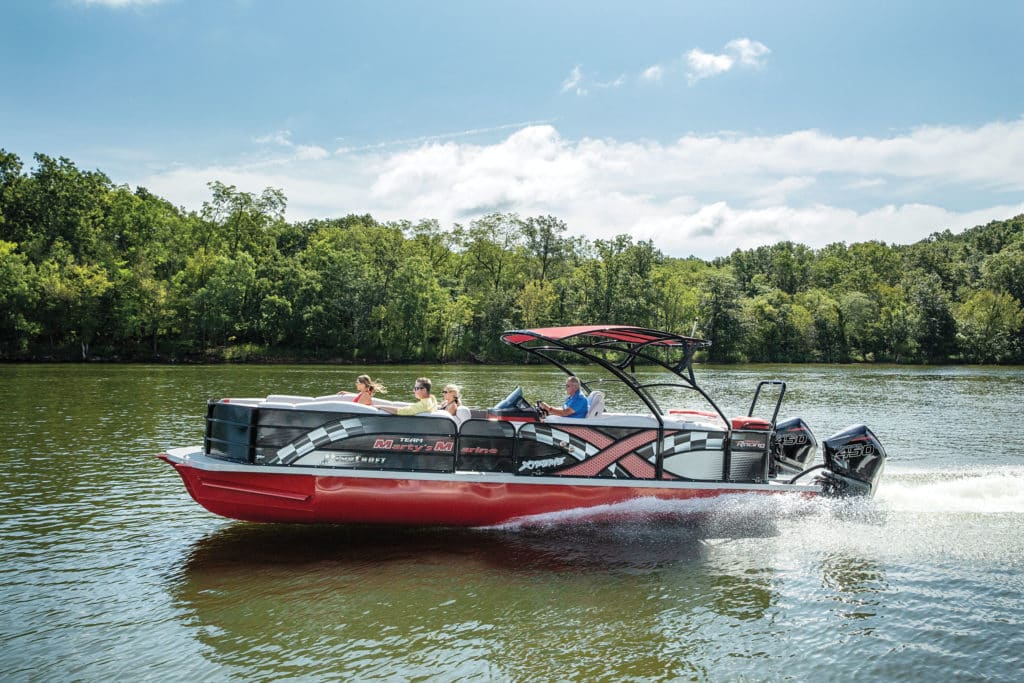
[546,413,659,428]
[546,413,725,431]
[218,398,263,406]
[418,411,457,423]
[257,398,383,413]
[267,394,309,402]
[368,398,404,408]
[254,395,462,421]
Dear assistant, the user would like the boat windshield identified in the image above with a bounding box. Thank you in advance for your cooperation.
[493,386,529,410]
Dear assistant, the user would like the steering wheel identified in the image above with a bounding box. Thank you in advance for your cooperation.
[535,400,549,418]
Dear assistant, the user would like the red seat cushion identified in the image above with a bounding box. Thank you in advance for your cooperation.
[667,409,720,420]
[731,416,771,430]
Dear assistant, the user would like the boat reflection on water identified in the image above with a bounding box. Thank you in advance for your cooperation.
[170,494,892,680]
[178,493,797,575]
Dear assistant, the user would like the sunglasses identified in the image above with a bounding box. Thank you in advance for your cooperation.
[414,385,426,391]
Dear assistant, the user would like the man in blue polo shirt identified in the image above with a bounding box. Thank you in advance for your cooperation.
[539,376,589,418]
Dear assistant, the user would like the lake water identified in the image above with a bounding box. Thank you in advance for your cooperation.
[1,363,1022,681]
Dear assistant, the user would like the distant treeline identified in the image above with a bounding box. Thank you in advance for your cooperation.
[1,150,1023,364]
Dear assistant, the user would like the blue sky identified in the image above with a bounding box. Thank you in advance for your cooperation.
[2,0,1023,258]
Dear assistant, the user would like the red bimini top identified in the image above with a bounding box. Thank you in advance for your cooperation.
[501,325,708,349]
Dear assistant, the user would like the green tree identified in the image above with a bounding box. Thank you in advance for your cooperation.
[0,150,28,243]
[833,240,902,293]
[293,228,369,357]
[905,272,957,363]
[111,264,174,356]
[872,284,918,363]
[651,258,706,335]
[579,235,660,325]
[171,250,259,349]
[981,244,1024,304]
[432,293,475,361]
[697,267,743,362]
[0,240,39,353]
[955,289,1024,363]
[519,215,575,282]
[198,181,286,256]
[740,289,815,362]
[839,291,878,361]
[19,154,114,263]
[37,255,113,359]
[455,213,528,357]
[808,242,849,291]
[516,279,559,328]
[796,288,845,362]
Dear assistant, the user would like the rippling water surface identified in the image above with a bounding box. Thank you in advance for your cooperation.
[1,363,1022,681]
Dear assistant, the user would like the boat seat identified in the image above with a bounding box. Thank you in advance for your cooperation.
[732,416,772,430]
[255,400,304,410]
[304,400,382,413]
[455,405,472,425]
[662,416,727,431]
[546,412,726,431]
[667,409,727,428]
[586,390,605,418]
[268,394,316,403]
[369,398,404,408]
[547,413,657,428]
[419,411,457,423]
[258,399,382,413]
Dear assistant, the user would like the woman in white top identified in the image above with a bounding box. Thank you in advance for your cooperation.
[438,384,462,416]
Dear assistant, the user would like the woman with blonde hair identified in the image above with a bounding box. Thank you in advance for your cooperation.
[340,374,386,406]
[438,384,462,416]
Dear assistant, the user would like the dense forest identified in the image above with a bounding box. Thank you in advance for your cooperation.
[1,150,1023,364]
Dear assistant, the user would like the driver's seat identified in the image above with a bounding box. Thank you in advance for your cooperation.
[586,390,605,418]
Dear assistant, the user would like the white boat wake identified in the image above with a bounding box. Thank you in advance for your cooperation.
[489,466,1024,535]
[878,466,1024,514]
[490,491,836,532]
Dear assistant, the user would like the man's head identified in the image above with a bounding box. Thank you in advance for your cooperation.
[565,376,580,395]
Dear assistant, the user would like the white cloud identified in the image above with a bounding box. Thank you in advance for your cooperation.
[561,66,586,95]
[76,0,163,6]
[560,66,624,95]
[583,38,769,89]
[594,75,626,90]
[686,38,771,85]
[142,119,1024,259]
[641,65,665,83]
[294,145,329,161]
[254,129,328,161]
[335,120,554,153]
[254,130,293,146]
[686,49,734,84]
[726,38,771,67]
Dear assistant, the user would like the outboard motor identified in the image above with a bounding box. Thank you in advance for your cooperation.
[771,417,818,476]
[819,424,887,497]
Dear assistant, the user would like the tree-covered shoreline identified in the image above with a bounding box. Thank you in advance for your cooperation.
[2,150,1022,364]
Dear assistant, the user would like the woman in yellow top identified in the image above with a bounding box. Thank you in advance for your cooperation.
[379,377,437,415]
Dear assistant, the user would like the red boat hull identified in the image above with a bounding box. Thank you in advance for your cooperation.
[160,450,807,527]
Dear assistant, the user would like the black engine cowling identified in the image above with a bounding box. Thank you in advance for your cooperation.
[771,417,818,475]
[820,424,887,497]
